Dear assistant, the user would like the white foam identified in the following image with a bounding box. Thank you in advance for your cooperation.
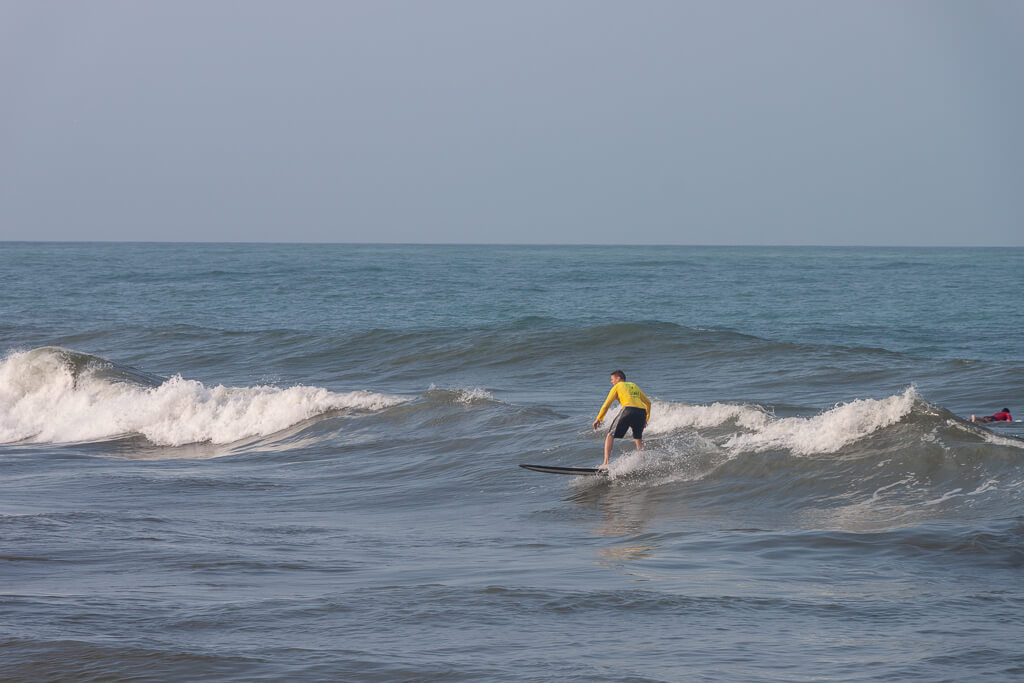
[454,387,494,404]
[980,430,1024,450]
[0,348,406,446]
[869,477,916,503]
[724,388,918,455]
[602,448,695,485]
[646,388,919,456]
[923,488,964,506]
[968,479,1000,496]
[427,384,496,404]
[645,400,772,434]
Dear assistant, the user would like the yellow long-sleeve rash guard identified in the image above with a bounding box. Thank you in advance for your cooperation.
[596,382,651,422]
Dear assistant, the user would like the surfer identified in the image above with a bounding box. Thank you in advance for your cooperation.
[972,408,1012,423]
[592,370,651,469]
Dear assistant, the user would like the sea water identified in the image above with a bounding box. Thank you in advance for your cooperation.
[1,243,1023,681]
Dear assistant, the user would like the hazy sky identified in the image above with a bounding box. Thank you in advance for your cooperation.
[2,1,1022,245]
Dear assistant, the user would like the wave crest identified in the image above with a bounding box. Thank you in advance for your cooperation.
[0,347,406,446]
[647,387,920,456]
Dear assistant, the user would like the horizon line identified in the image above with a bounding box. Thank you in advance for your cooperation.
[2,240,1021,249]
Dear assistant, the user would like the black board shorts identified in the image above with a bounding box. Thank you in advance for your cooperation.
[610,406,647,439]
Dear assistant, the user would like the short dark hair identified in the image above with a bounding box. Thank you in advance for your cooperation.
[1003,408,1010,413]
[610,370,626,381]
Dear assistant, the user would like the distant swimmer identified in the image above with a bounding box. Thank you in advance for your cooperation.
[972,408,1012,423]
[592,370,651,469]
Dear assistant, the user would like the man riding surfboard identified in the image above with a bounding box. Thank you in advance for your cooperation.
[592,370,651,469]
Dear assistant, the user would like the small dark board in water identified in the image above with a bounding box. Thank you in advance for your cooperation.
[519,464,608,476]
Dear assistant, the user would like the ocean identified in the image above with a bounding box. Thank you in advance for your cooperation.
[2,243,1023,681]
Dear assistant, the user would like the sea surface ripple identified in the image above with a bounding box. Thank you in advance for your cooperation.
[2,243,1023,681]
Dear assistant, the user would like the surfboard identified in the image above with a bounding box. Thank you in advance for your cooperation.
[519,464,608,476]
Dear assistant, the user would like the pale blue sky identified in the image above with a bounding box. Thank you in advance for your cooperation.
[2,1,1022,245]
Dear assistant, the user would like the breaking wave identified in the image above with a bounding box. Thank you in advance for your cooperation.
[647,387,923,455]
[0,347,406,446]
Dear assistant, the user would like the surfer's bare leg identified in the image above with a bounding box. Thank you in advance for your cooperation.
[601,436,643,468]
[600,432,614,468]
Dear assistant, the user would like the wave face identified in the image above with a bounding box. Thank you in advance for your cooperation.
[7,344,1017,526]
[572,386,1024,527]
[0,347,405,446]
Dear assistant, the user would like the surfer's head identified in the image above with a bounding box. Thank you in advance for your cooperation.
[610,370,626,383]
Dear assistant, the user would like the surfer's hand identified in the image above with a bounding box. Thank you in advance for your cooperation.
[592,419,602,430]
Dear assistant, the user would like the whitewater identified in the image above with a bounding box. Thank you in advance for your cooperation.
[2,243,1023,681]
[0,347,405,446]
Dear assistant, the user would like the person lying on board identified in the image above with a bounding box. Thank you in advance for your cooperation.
[972,408,1012,423]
